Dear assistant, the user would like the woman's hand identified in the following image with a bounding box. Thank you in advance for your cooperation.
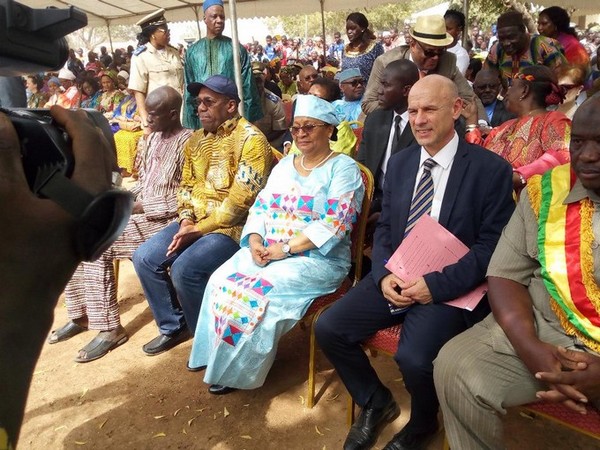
[249,234,269,266]
[264,242,288,262]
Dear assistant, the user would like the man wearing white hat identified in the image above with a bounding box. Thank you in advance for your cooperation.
[128,8,184,131]
[362,15,484,123]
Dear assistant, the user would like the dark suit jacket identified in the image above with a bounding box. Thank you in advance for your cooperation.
[371,139,515,304]
[356,108,416,188]
[490,99,516,127]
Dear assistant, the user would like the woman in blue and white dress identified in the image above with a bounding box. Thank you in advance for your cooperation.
[188,95,364,394]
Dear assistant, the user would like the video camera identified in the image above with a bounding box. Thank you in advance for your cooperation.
[0,0,133,261]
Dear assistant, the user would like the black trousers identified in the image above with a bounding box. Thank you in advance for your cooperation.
[315,273,490,433]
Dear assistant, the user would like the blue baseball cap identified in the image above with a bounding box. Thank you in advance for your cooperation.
[187,75,240,102]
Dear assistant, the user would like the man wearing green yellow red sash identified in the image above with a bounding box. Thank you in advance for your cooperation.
[434,94,600,450]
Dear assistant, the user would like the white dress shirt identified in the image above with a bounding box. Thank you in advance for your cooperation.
[411,132,459,221]
[380,110,409,189]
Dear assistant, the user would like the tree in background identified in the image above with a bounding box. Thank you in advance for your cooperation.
[67,25,138,53]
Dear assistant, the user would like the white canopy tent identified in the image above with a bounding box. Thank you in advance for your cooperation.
[15,0,600,111]
[16,0,600,26]
[17,0,400,27]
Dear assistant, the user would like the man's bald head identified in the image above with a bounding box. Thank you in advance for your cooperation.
[298,65,318,94]
[145,86,183,134]
[408,75,462,155]
[146,85,183,112]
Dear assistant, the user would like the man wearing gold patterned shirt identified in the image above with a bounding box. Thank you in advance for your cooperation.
[133,75,272,357]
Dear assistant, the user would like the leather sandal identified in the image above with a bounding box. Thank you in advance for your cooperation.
[74,326,128,363]
[48,320,88,344]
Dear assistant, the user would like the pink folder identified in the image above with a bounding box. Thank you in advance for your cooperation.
[384,215,487,311]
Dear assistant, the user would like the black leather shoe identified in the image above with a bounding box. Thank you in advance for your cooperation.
[208,384,237,395]
[382,426,437,450]
[142,328,191,356]
[186,362,206,372]
[343,397,400,450]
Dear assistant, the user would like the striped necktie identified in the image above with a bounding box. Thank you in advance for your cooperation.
[404,158,436,237]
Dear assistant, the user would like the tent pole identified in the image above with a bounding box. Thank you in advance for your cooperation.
[228,0,245,117]
[462,0,469,47]
[106,20,114,53]
[193,5,202,40]
[320,0,326,59]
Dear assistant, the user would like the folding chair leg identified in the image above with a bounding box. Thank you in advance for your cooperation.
[442,433,450,450]
[307,318,317,408]
[347,394,356,427]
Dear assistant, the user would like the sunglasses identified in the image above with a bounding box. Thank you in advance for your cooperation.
[416,40,445,58]
[290,123,328,135]
[559,83,580,90]
[474,83,500,90]
[191,97,221,109]
[341,79,365,87]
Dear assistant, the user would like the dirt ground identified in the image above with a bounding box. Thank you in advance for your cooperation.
[19,260,600,449]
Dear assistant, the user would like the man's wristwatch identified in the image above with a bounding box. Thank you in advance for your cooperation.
[281,242,292,257]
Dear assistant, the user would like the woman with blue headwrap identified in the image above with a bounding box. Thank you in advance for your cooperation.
[188,95,364,394]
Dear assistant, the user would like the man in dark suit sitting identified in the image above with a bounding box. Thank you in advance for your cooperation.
[473,68,516,128]
[357,60,419,213]
[315,75,515,450]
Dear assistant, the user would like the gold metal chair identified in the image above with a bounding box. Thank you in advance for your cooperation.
[304,162,374,408]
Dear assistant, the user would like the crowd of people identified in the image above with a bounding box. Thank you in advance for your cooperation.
[3,1,600,449]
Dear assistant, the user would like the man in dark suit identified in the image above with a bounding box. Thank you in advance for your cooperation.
[315,75,515,450]
[357,60,419,213]
[473,68,516,128]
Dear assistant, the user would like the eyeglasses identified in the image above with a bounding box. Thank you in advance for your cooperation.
[415,40,445,58]
[341,79,365,87]
[155,27,169,34]
[559,83,579,90]
[474,83,500,90]
[290,123,328,135]
[192,97,220,109]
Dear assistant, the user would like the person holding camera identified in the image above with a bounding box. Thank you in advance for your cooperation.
[0,105,121,449]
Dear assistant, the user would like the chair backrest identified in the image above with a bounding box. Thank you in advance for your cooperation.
[271,147,284,167]
[351,125,364,158]
[350,162,374,284]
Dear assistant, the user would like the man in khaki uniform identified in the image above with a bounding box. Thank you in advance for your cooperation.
[128,8,184,130]
[251,63,287,149]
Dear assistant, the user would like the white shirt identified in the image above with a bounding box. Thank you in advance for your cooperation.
[380,111,409,189]
[412,132,458,221]
[447,42,469,75]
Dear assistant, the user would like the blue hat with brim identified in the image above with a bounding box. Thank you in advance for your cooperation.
[336,68,362,83]
[187,75,240,103]
[203,0,224,12]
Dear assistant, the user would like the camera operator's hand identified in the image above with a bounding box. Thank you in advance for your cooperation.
[0,106,115,448]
